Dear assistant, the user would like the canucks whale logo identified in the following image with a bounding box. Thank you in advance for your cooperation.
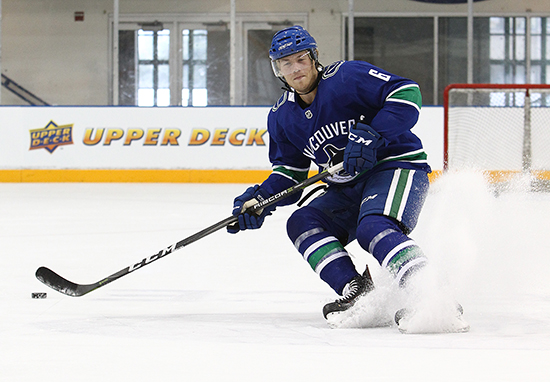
[30,120,74,153]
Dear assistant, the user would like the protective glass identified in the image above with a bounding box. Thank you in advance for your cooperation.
[271,51,314,78]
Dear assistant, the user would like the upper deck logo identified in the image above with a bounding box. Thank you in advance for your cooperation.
[30,120,74,153]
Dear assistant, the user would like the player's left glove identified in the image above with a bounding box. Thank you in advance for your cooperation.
[227,185,276,234]
[344,122,384,175]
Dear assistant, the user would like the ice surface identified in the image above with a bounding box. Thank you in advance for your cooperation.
[1,171,549,381]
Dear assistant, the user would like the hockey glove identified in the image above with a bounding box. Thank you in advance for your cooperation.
[227,185,276,234]
[344,123,384,175]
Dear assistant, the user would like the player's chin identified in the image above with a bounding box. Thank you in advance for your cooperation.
[291,81,312,94]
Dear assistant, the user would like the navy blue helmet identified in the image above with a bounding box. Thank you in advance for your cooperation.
[269,26,320,79]
[269,25,318,60]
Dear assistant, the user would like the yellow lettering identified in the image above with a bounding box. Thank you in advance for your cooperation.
[211,129,228,146]
[229,129,246,146]
[161,129,181,146]
[246,129,267,146]
[104,129,124,145]
[124,129,144,145]
[83,128,104,145]
[144,129,161,145]
[189,129,210,145]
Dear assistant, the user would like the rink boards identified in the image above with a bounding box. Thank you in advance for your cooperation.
[0,106,444,182]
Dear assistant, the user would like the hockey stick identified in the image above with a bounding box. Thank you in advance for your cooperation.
[35,162,344,297]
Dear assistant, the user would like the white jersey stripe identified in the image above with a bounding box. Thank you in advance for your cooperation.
[395,257,428,283]
[315,251,349,275]
[397,170,415,221]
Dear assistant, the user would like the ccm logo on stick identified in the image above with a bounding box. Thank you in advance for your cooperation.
[128,244,177,272]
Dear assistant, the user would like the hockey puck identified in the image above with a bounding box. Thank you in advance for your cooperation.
[31,292,47,299]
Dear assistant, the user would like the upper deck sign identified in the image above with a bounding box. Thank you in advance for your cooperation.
[29,120,74,153]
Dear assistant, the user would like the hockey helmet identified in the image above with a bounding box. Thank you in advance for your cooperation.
[269,26,319,78]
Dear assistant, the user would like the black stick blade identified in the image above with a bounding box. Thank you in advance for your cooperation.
[35,267,94,297]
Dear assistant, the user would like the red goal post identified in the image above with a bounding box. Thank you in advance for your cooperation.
[443,83,550,183]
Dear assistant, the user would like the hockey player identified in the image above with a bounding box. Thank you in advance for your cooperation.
[227,25,460,331]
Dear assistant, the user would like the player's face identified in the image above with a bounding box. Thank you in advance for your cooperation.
[278,51,317,93]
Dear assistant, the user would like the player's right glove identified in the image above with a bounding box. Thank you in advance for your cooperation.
[344,122,384,175]
[226,185,276,234]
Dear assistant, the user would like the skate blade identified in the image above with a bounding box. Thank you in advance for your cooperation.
[397,315,470,334]
[326,310,393,329]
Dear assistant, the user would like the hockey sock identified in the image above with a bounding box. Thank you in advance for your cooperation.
[288,207,359,295]
[357,214,427,287]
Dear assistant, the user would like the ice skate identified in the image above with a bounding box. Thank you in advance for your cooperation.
[323,266,393,328]
[395,303,470,334]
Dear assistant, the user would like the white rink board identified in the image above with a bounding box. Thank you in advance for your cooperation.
[0,106,272,170]
[0,106,444,170]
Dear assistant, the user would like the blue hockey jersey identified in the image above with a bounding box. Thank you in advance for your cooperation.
[261,60,431,205]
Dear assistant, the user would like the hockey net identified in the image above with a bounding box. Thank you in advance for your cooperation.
[444,83,550,186]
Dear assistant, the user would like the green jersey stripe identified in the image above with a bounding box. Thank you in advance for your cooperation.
[377,150,428,166]
[388,169,411,218]
[387,246,425,276]
[307,241,343,270]
[273,166,309,183]
[386,85,422,110]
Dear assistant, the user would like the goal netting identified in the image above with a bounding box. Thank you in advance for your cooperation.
[444,84,550,184]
